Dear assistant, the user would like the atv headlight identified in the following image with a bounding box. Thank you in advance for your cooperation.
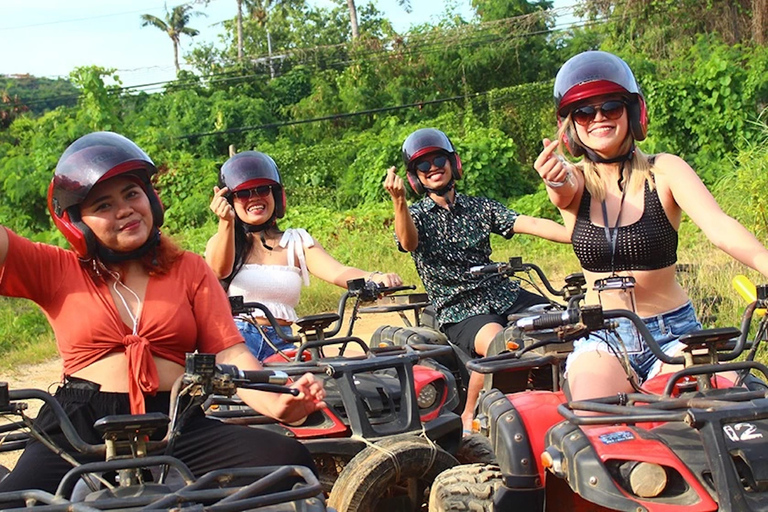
[417,383,438,409]
[623,461,668,498]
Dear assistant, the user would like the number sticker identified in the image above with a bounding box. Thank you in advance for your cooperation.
[723,423,764,442]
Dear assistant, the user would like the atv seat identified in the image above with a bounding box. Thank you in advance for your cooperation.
[295,313,339,336]
[94,413,170,441]
[678,327,741,351]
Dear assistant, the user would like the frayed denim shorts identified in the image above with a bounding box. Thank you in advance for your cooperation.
[566,301,701,382]
[236,320,296,362]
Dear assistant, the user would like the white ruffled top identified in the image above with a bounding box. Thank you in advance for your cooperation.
[228,228,315,322]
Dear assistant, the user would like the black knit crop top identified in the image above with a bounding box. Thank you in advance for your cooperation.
[571,177,678,272]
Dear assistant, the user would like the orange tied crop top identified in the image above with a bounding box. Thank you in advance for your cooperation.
[0,228,243,414]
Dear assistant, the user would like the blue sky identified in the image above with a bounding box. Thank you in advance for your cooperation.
[0,0,574,88]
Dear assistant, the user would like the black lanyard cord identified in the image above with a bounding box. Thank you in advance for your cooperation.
[600,161,628,274]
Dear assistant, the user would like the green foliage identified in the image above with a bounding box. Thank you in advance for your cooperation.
[458,124,531,201]
[69,66,123,131]
[712,115,768,239]
[155,151,220,232]
[0,75,78,114]
[509,184,561,221]
[0,297,56,372]
[640,37,768,183]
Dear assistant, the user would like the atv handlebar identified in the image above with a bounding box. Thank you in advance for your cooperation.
[468,257,586,301]
[512,305,749,366]
[0,355,298,459]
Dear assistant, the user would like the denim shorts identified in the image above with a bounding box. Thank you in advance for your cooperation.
[235,320,296,362]
[567,301,701,382]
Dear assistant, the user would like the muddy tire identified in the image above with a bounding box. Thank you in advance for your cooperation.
[429,463,503,512]
[327,434,458,512]
[456,433,496,465]
[0,464,8,482]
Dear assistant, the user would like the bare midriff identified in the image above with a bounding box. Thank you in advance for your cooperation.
[582,264,689,318]
[252,316,293,327]
[70,353,184,392]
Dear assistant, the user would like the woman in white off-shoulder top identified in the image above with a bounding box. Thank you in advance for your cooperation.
[206,151,402,361]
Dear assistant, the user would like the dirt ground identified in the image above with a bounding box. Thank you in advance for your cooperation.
[0,309,409,471]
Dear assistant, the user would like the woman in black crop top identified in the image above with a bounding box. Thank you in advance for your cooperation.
[533,51,768,402]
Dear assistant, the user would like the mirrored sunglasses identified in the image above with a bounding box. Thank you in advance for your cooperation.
[414,154,449,173]
[571,100,627,126]
[233,184,275,200]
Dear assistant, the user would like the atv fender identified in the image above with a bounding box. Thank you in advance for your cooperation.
[477,389,566,509]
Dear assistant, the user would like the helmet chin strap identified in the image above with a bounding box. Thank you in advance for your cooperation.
[423,179,457,211]
[95,228,161,264]
[583,143,635,165]
[423,178,455,198]
[244,213,277,250]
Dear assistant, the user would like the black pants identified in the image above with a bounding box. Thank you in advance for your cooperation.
[0,380,315,495]
[443,289,548,356]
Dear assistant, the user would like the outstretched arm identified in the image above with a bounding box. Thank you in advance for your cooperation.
[205,186,237,279]
[384,166,419,252]
[513,215,571,244]
[663,154,768,277]
[0,226,8,267]
[216,343,327,424]
[303,239,403,288]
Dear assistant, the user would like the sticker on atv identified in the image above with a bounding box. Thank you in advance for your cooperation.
[723,422,764,442]
[598,430,635,444]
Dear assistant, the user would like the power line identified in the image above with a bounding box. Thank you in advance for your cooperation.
[177,92,490,140]
[1,6,605,111]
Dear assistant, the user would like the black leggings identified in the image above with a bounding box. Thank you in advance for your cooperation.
[0,381,315,495]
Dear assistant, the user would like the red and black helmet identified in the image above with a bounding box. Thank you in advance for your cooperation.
[554,51,647,156]
[401,128,463,195]
[219,151,286,219]
[48,131,164,258]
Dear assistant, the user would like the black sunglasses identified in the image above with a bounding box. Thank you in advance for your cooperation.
[414,154,449,173]
[233,184,275,200]
[571,100,627,126]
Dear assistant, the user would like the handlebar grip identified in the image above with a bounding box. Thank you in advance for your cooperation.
[516,309,581,332]
[216,365,290,385]
[733,274,766,318]
[468,263,504,276]
[379,284,417,294]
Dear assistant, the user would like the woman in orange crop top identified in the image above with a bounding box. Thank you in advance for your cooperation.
[533,51,768,401]
[205,150,402,361]
[0,132,326,495]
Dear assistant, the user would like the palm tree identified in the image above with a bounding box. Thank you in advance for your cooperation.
[235,0,244,62]
[347,0,359,39]
[141,4,206,74]
[346,0,411,39]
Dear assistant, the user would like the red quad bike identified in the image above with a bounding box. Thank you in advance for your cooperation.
[370,258,586,463]
[213,278,463,512]
[430,282,768,512]
[0,353,330,511]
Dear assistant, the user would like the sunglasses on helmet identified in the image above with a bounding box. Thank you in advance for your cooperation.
[233,184,276,200]
[571,100,626,126]
[413,154,449,173]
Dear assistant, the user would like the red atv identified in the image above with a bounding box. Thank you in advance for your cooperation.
[370,257,587,419]
[430,283,768,511]
[214,279,463,512]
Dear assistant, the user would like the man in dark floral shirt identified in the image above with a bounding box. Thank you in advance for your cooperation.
[384,128,571,433]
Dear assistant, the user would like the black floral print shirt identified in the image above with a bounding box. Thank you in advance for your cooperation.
[396,193,521,326]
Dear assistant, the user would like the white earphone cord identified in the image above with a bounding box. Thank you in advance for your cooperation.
[108,270,142,335]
